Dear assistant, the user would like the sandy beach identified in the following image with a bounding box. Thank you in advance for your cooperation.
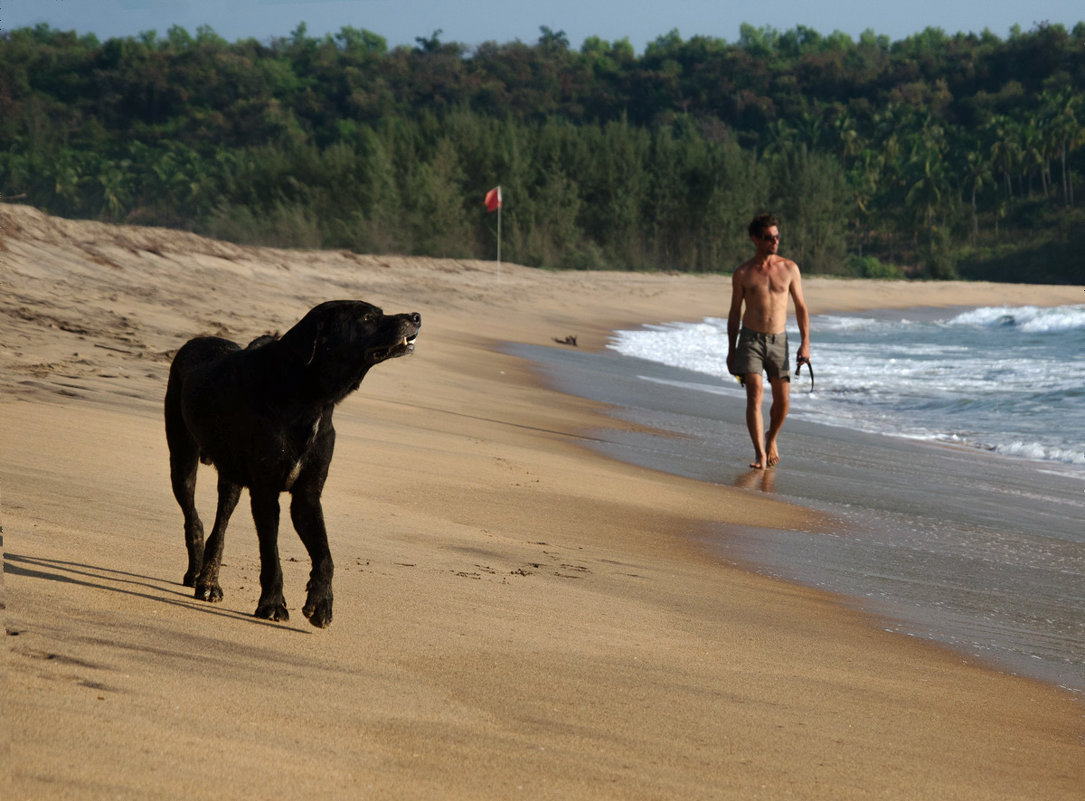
[2,202,1083,799]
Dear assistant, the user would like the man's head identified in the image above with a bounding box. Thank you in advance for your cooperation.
[748,212,780,254]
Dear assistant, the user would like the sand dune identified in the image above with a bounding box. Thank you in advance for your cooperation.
[2,203,1082,799]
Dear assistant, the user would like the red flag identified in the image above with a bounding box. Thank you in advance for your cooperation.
[485,186,502,212]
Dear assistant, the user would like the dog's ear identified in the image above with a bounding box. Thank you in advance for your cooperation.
[284,316,322,367]
[303,334,318,366]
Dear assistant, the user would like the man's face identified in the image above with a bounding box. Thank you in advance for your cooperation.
[754,225,780,255]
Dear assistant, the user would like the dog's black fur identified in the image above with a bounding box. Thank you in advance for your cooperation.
[164,300,421,627]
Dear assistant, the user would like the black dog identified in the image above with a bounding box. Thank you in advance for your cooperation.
[164,300,421,627]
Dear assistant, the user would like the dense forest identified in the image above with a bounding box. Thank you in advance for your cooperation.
[1,21,1083,281]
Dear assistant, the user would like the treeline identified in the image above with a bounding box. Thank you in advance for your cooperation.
[1,21,1083,280]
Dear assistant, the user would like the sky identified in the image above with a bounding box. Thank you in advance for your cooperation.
[2,0,1082,53]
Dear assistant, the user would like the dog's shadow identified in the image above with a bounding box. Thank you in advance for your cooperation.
[3,552,301,631]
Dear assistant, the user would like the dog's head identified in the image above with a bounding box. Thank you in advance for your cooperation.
[281,300,421,402]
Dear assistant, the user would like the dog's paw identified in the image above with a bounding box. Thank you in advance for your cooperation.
[182,571,197,588]
[194,581,223,603]
[302,596,333,628]
[254,600,290,622]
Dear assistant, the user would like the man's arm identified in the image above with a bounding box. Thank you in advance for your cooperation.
[726,269,745,375]
[789,264,810,362]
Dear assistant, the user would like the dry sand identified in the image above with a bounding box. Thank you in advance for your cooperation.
[2,202,1083,799]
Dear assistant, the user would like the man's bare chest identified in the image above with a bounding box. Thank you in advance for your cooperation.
[743,269,791,296]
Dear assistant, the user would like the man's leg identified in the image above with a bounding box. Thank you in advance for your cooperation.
[764,375,791,468]
[743,374,768,469]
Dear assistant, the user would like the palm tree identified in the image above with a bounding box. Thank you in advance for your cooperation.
[961,148,993,245]
[987,115,1020,204]
[830,106,861,170]
[95,158,133,221]
[906,157,944,239]
[1018,118,1047,198]
[1042,88,1082,206]
[760,117,795,161]
[846,145,883,254]
[902,112,949,243]
[50,151,84,214]
[793,106,825,151]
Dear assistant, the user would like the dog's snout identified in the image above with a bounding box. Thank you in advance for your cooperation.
[410,312,421,327]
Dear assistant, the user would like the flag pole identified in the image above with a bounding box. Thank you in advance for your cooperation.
[485,185,502,264]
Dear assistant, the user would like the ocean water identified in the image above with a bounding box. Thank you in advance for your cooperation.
[608,305,1085,471]
[509,304,1085,693]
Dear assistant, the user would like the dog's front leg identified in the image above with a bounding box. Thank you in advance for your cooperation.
[291,489,334,628]
[251,488,289,621]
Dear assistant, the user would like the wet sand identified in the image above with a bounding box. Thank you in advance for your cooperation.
[515,339,1085,691]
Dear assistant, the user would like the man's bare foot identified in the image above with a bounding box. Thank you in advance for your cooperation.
[765,442,780,468]
[750,450,780,469]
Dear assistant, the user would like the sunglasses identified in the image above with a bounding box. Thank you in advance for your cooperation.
[761,233,780,242]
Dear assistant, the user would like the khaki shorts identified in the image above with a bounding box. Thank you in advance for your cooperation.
[733,327,790,381]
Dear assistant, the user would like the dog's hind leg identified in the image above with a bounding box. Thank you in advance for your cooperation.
[194,475,241,603]
[251,488,289,622]
[169,457,204,587]
[291,489,334,628]
[166,401,205,587]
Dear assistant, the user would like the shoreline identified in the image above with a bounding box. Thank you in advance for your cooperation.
[516,296,1085,693]
[3,203,1084,799]
[518,338,1085,692]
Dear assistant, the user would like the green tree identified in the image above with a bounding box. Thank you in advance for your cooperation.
[770,144,849,273]
[987,115,1020,204]
[960,145,994,244]
[2,19,1083,279]
[1041,87,1082,206]
[404,136,471,257]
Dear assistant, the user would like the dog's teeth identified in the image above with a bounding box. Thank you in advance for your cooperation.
[401,337,408,346]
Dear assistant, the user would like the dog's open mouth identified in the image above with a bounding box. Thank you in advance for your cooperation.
[368,332,418,362]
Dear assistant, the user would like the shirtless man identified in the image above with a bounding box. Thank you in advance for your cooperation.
[727,213,810,469]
